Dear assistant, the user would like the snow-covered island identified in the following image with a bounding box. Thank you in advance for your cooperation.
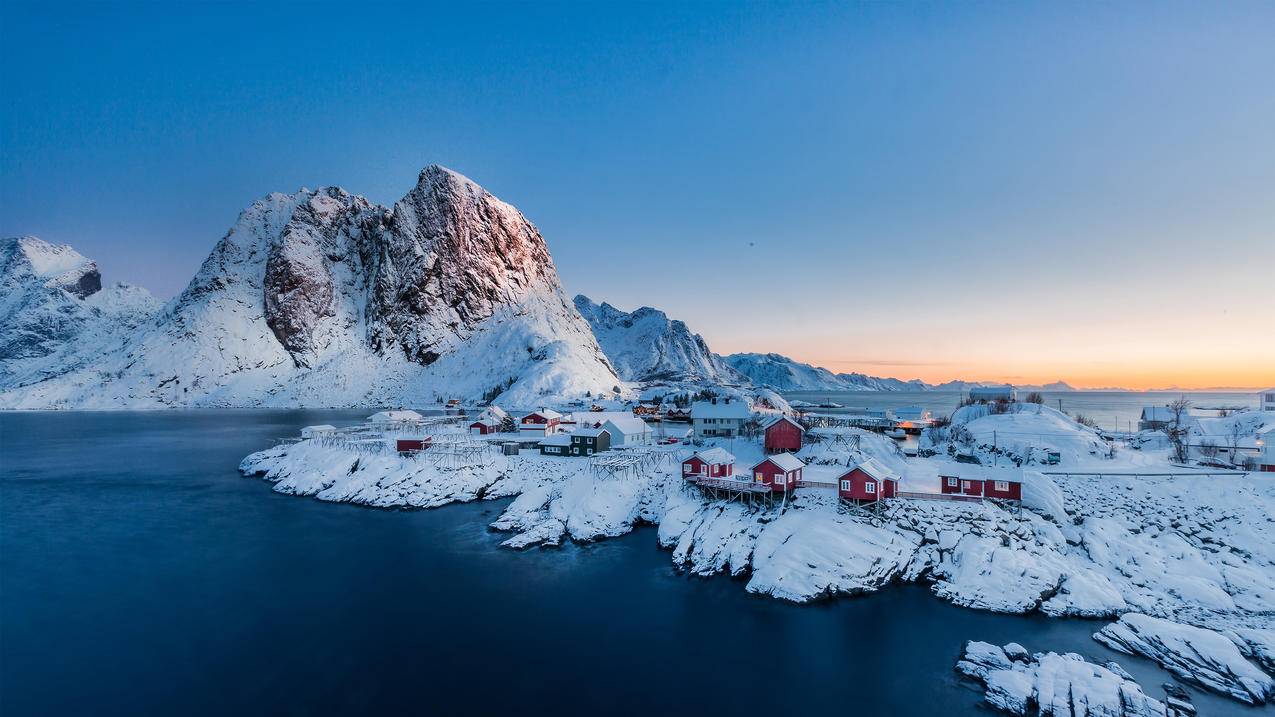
[240,399,1275,710]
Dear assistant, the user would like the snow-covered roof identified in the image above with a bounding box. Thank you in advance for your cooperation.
[479,405,509,420]
[470,418,500,427]
[757,452,805,471]
[1140,406,1179,422]
[762,415,805,432]
[303,424,336,431]
[691,399,751,419]
[367,410,424,422]
[691,447,735,465]
[525,408,563,420]
[538,434,572,446]
[574,411,637,426]
[848,458,901,483]
[602,416,650,435]
[573,427,610,438]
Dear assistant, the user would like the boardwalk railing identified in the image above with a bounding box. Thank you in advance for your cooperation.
[896,491,985,503]
[795,480,837,489]
[691,477,771,494]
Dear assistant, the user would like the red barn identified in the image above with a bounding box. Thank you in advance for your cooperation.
[681,448,735,480]
[838,459,901,503]
[939,475,962,494]
[750,453,804,492]
[763,416,805,454]
[396,436,432,454]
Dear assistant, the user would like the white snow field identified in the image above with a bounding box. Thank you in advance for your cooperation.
[240,414,1275,703]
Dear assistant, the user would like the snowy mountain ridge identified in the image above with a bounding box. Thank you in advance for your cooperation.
[0,167,620,408]
[573,295,740,384]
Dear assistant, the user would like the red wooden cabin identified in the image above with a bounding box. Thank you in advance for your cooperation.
[750,453,804,492]
[681,448,735,480]
[838,459,900,503]
[981,468,1023,500]
[763,416,805,454]
[396,436,432,454]
[939,475,962,494]
[469,420,499,435]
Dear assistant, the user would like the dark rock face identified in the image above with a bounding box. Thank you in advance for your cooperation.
[368,166,561,364]
[64,268,102,299]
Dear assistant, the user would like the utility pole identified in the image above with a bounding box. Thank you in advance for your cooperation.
[993,430,998,466]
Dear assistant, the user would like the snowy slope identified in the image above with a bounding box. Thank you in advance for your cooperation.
[0,237,160,388]
[574,295,738,383]
[0,167,620,408]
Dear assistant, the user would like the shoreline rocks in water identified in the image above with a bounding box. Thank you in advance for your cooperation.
[956,640,1171,717]
[1094,613,1275,705]
[239,435,1275,699]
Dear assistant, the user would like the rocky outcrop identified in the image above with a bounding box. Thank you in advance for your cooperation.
[0,237,159,386]
[956,640,1170,716]
[1095,613,1274,704]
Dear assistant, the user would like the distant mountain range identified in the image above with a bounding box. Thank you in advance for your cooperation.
[2,165,1107,409]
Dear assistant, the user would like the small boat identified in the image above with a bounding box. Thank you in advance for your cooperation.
[886,429,907,440]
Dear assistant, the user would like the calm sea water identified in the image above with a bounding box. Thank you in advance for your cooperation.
[783,390,1259,432]
[0,411,1259,716]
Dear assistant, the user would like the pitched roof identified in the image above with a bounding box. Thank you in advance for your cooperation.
[757,452,805,471]
[367,410,424,422]
[538,434,572,446]
[763,415,805,432]
[847,458,901,483]
[692,447,735,465]
[691,399,751,419]
[525,408,563,420]
[479,406,509,421]
[602,416,650,435]
[572,427,610,438]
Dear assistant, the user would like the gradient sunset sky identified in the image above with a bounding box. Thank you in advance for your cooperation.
[2,2,1272,390]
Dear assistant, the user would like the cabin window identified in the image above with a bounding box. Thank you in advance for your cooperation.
[946,477,958,487]
[684,464,693,474]
[865,482,876,494]
[840,480,851,491]
[995,481,1008,491]
[755,472,764,482]
[587,449,593,456]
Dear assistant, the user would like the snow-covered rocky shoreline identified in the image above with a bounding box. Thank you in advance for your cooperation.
[240,427,1275,707]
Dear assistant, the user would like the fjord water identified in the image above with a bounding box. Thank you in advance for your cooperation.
[0,412,1256,716]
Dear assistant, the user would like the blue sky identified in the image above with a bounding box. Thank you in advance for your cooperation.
[3,1,1272,387]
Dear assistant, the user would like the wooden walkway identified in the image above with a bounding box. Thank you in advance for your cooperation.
[896,491,985,503]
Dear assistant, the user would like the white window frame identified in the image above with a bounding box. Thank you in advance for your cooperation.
[865,481,876,494]
[994,480,1008,491]
[684,464,693,474]
[840,480,851,491]
[946,476,958,487]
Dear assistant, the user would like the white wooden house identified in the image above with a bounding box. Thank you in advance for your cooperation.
[691,397,751,438]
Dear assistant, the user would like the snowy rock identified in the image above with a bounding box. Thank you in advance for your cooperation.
[1,236,160,389]
[722,352,926,391]
[956,641,1168,717]
[1094,613,1274,704]
[574,296,737,383]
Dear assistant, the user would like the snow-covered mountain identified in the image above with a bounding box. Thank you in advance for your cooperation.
[1,237,160,388]
[0,166,621,408]
[722,352,928,391]
[573,296,738,383]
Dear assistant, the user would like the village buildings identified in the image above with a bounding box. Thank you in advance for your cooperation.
[682,447,735,480]
[691,397,750,438]
[762,415,804,453]
[1261,388,1275,412]
[520,408,563,437]
[601,417,652,447]
[570,428,610,456]
[750,453,804,492]
[366,410,425,431]
[837,458,900,504]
